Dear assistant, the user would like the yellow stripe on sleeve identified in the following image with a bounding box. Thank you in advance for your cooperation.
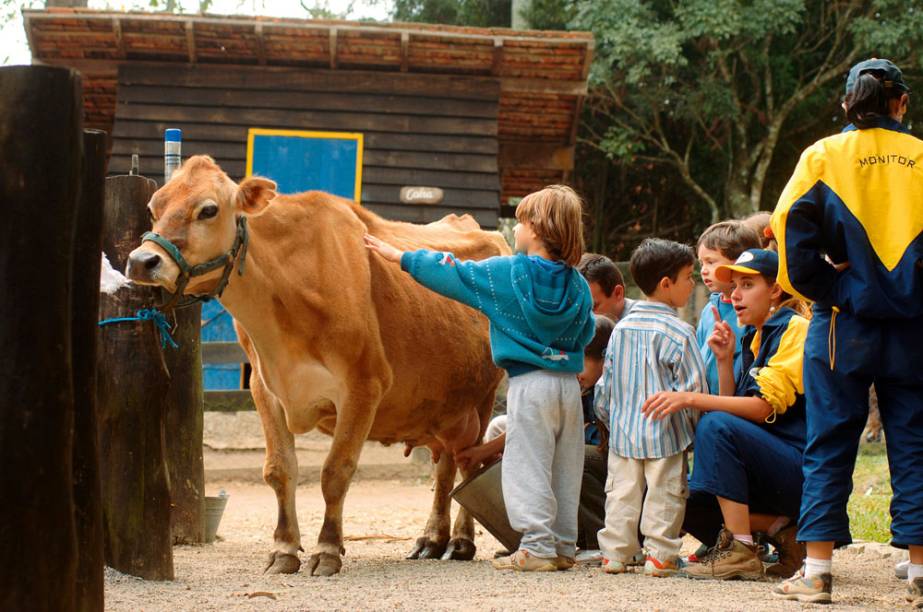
[754,315,809,420]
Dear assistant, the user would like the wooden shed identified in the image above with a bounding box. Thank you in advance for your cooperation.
[24,8,593,228]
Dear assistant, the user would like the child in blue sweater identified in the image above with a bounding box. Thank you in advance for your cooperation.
[364,185,595,572]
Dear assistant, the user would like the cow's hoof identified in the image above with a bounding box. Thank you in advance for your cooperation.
[441,537,476,561]
[307,552,342,577]
[264,551,301,575]
[406,536,447,560]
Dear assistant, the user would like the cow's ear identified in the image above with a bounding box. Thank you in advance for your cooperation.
[236,176,277,216]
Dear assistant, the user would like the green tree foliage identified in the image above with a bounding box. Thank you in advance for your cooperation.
[574,0,923,222]
[391,0,510,27]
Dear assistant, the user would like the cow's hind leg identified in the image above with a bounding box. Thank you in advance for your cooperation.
[308,383,382,577]
[444,462,478,561]
[252,373,302,574]
[408,451,455,559]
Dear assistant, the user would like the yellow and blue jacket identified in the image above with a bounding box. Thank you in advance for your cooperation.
[736,306,809,451]
[770,117,923,319]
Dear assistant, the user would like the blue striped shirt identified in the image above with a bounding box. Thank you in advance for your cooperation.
[594,301,708,459]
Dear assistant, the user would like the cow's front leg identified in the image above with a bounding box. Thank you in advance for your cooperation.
[308,383,381,577]
[252,373,302,575]
[407,450,455,559]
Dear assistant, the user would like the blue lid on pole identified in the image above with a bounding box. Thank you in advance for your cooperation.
[165,128,182,142]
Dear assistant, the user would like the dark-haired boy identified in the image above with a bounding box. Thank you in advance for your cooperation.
[596,239,708,577]
[578,253,636,322]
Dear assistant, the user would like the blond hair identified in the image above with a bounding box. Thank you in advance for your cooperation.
[515,185,585,266]
[742,212,777,251]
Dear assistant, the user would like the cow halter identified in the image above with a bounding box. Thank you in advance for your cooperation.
[140,215,249,309]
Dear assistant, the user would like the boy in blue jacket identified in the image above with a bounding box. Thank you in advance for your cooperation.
[364,185,595,572]
[695,221,762,394]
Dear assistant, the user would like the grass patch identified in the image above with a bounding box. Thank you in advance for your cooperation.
[848,442,892,543]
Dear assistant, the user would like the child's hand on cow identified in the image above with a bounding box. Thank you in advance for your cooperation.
[363,234,404,263]
[642,391,696,421]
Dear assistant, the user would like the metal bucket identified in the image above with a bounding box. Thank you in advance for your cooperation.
[204,492,229,543]
[450,459,520,552]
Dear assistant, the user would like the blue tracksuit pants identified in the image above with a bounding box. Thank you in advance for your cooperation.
[798,307,923,547]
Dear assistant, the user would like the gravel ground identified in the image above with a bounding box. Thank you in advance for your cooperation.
[105,479,910,611]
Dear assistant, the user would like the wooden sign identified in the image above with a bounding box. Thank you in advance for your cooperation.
[400,186,444,205]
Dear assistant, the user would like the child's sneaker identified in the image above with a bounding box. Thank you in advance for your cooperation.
[628,551,646,567]
[908,577,923,609]
[772,566,832,604]
[897,559,910,580]
[684,529,764,581]
[554,556,576,571]
[601,557,629,574]
[644,555,685,578]
[575,549,603,565]
[686,543,710,564]
[491,549,557,572]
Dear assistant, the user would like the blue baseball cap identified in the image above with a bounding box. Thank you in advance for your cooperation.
[845,58,910,96]
[714,249,778,283]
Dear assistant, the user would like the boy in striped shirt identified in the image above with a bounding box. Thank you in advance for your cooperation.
[595,238,708,577]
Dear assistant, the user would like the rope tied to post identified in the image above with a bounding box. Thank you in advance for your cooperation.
[98,308,179,349]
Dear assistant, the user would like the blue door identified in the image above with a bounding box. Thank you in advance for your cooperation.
[202,129,364,390]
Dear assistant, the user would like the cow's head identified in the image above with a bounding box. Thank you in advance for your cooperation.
[126,155,276,294]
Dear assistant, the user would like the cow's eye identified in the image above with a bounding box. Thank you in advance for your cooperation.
[198,204,219,220]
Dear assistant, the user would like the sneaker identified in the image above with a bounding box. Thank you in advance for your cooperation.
[684,529,764,581]
[628,551,646,567]
[491,549,556,572]
[765,525,806,579]
[908,577,923,609]
[897,559,910,580]
[601,557,629,574]
[644,555,685,578]
[576,549,603,565]
[687,543,710,564]
[772,567,832,604]
[554,556,576,571]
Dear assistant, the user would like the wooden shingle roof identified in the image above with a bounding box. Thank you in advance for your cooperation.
[24,8,592,201]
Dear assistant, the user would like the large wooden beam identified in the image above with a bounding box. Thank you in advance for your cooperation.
[499,142,575,171]
[97,175,174,581]
[0,64,83,612]
[72,128,108,612]
[162,303,206,545]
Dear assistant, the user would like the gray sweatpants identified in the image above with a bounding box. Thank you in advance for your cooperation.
[502,370,584,559]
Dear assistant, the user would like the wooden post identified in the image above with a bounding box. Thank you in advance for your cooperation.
[97,174,174,581]
[72,129,108,612]
[0,65,82,612]
[163,302,206,545]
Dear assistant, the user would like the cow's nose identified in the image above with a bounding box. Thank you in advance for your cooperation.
[140,252,161,270]
[126,250,162,280]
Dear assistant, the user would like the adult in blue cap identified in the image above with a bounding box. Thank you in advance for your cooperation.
[771,58,922,606]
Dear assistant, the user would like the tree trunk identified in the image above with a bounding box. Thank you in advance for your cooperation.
[72,129,108,612]
[725,154,755,218]
[97,174,174,581]
[163,302,206,545]
[0,65,82,612]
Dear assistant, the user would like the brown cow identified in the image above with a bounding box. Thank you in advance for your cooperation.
[126,156,508,576]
